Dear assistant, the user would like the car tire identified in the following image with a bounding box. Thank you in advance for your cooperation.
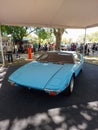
[80,68,83,73]
[66,76,74,95]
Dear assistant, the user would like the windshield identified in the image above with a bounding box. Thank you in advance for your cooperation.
[37,52,74,64]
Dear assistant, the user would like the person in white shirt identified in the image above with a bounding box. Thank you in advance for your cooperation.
[6,42,13,62]
[15,44,19,58]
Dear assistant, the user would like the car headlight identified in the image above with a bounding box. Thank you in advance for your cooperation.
[8,80,15,86]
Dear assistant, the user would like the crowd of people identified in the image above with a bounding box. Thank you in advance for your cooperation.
[61,42,98,55]
[2,42,98,63]
[2,42,55,63]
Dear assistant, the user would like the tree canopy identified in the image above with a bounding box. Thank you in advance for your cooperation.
[1,25,65,50]
[1,25,27,43]
[78,31,98,43]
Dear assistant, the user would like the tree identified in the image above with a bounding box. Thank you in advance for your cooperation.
[78,31,98,43]
[88,32,98,42]
[35,28,65,50]
[1,25,65,49]
[53,28,65,50]
[1,25,27,43]
[35,28,53,42]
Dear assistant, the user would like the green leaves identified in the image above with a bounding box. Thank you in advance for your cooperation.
[1,25,65,47]
[78,31,98,43]
[35,28,52,40]
[1,25,27,42]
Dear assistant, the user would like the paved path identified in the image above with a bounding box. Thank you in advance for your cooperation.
[0,63,98,130]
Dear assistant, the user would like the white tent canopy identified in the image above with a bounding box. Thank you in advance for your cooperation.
[0,0,98,66]
[0,0,98,28]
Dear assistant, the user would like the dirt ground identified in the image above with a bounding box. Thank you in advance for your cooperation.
[84,55,98,65]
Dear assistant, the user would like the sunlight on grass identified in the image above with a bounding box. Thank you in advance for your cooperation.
[48,108,65,124]
[0,120,10,130]
[84,56,98,60]
[84,56,98,65]
[0,101,98,130]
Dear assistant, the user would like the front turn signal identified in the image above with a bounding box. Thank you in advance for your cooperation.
[10,82,14,86]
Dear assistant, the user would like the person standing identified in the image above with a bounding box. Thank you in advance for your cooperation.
[15,44,18,58]
[38,43,41,51]
[6,42,13,62]
[44,43,48,51]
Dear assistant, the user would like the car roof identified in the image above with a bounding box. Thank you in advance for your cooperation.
[48,50,76,55]
[38,51,75,64]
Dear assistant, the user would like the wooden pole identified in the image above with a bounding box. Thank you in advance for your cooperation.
[0,25,5,66]
[83,28,87,55]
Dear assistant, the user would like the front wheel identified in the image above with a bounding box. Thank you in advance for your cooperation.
[67,76,74,95]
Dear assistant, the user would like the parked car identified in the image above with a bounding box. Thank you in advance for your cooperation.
[60,44,68,51]
[8,51,84,96]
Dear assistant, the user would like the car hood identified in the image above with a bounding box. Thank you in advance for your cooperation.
[9,61,66,89]
[9,61,72,89]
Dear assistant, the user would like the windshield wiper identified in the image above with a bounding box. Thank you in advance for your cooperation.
[38,60,49,63]
[53,62,64,65]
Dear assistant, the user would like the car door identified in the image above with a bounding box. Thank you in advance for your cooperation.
[73,53,82,76]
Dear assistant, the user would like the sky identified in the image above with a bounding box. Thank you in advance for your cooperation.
[63,27,98,42]
[30,26,98,43]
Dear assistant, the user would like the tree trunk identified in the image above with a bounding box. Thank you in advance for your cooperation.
[53,28,64,51]
[55,34,62,50]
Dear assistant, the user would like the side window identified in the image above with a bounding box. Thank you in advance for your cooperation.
[74,54,80,63]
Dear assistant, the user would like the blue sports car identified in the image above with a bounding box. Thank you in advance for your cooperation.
[9,51,84,96]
